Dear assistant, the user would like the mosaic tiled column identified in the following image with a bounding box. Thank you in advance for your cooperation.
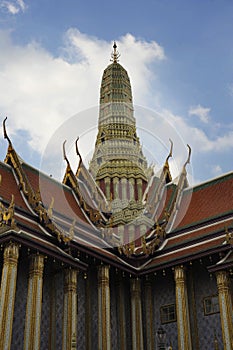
[144,276,154,350]
[0,242,19,350]
[130,277,144,350]
[116,273,127,350]
[24,254,44,350]
[216,270,233,350]
[174,265,192,350]
[62,268,78,350]
[98,265,111,350]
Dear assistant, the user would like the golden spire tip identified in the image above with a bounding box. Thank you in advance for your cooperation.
[111,41,120,63]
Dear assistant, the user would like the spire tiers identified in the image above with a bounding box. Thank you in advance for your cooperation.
[89,43,151,206]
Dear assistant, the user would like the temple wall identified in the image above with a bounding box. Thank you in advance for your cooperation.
[54,270,64,350]
[110,273,119,350]
[88,268,98,348]
[40,264,51,349]
[77,271,86,350]
[192,264,223,349]
[152,272,178,349]
[1,254,230,350]
[11,257,28,350]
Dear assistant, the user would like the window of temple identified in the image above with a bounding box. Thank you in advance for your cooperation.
[203,295,220,315]
[160,304,176,324]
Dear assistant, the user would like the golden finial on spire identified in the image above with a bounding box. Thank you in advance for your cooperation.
[111,41,120,63]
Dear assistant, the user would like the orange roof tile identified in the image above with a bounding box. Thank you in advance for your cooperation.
[173,173,233,230]
[0,162,30,212]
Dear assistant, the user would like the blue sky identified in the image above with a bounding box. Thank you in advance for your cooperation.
[0,0,233,184]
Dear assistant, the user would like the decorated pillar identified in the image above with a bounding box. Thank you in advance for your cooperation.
[62,268,78,350]
[24,254,45,350]
[136,178,143,201]
[0,242,19,350]
[129,178,135,200]
[216,270,233,350]
[113,177,119,200]
[98,265,111,350]
[121,177,127,201]
[144,276,154,350]
[116,273,127,350]
[174,265,192,350]
[130,277,144,350]
[104,177,111,201]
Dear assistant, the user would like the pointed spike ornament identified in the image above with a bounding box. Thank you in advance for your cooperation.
[166,139,173,163]
[3,117,12,147]
[111,41,120,63]
[184,144,191,168]
[63,140,68,163]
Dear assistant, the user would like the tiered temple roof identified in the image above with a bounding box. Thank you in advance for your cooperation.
[0,43,232,276]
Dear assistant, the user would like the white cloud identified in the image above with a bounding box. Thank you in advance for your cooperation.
[0,28,233,182]
[17,0,26,11]
[0,29,165,156]
[188,104,210,123]
[211,164,222,176]
[0,0,26,14]
[160,108,233,153]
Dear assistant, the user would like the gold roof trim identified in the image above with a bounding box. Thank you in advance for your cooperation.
[165,144,192,232]
[0,194,18,231]
[62,140,108,227]
[2,119,73,243]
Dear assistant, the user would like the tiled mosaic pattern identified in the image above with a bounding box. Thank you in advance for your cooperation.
[11,257,28,349]
[110,272,119,350]
[192,264,223,349]
[55,270,64,350]
[77,272,86,350]
[152,271,178,349]
[40,265,50,349]
[124,279,132,350]
[88,268,98,348]
[7,255,228,349]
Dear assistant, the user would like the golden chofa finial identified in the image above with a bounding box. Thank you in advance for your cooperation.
[111,41,120,63]
[166,139,173,163]
[184,144,191,168]
[3,117,12,147]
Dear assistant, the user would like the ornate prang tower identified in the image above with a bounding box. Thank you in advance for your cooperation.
[89,43,151,222]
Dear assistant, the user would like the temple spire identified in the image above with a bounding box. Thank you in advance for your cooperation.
[111,41,120,63]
